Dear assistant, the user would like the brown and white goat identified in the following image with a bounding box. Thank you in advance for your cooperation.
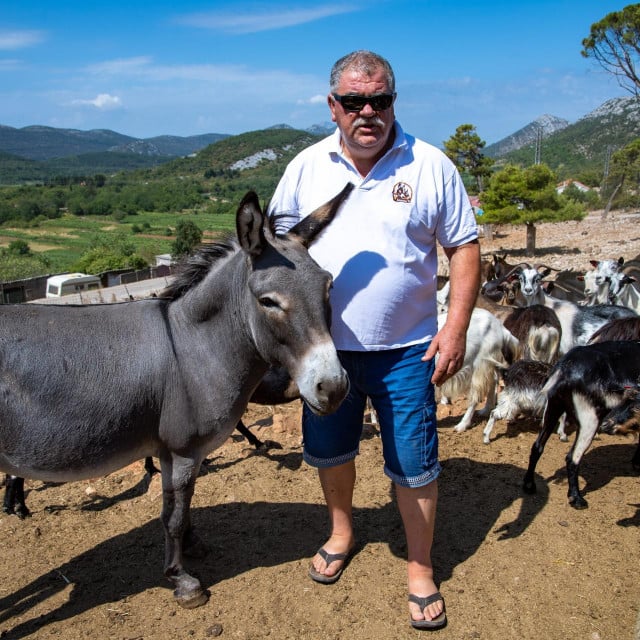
[503,305,562,363]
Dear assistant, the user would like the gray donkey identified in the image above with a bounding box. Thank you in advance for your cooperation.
[0,184,353,609]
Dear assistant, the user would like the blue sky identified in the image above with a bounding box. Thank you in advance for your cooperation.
[0,1,632,146]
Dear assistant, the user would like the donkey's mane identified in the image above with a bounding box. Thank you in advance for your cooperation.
[159,213,286,300]
[160,237,238,300]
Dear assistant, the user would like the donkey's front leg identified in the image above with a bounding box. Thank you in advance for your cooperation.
[160,457,209,609]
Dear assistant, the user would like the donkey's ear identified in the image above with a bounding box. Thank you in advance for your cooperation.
[288,183,354,247]
[237,191,267,256]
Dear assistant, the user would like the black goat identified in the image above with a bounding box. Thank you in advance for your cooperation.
[523,340,640,509]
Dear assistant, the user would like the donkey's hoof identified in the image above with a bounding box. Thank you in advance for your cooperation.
[174,586,210,609]
[568,495,588,509]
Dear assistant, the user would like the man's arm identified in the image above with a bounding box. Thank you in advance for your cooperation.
[423,240,480,386]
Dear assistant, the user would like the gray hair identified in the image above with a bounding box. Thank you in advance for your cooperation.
[329,50,396,93]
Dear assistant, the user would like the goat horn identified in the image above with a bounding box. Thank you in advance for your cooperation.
[503,262,532,279]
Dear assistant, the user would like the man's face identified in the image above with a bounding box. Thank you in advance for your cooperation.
[328,66,395,161]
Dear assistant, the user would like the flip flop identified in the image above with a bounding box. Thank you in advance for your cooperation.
[409,591,447,630]
[308,546,354,584]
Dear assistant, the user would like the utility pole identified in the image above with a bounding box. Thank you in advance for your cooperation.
[534,125,542,165]
[603,145,613,179]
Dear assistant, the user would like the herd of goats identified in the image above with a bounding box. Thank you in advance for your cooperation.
[437,252,640,509]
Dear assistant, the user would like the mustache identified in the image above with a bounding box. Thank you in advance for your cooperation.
[353,116,385,128]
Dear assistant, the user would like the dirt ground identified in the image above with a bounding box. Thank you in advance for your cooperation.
[1,212,639,640]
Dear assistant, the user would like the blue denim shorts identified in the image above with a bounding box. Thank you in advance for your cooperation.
[302,342,441,488]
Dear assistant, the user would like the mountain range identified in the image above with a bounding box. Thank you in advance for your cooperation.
[485,96,640,175]
[484,114,571,157]
[0,97,638,184]
[0,125,230,161]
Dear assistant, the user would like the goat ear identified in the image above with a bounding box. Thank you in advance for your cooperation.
[590,260,598,268]
[618,256,625,266]
[541,268,552,277]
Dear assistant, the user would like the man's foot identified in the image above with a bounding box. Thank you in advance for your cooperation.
[408,575,445,626]
[308,536,356,584]
[408,592,447,630]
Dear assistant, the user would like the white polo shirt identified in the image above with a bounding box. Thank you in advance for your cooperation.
[269,122,478,351]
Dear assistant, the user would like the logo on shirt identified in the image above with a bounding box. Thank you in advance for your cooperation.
[392,182,413,203]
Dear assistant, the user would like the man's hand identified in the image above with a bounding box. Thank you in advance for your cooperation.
[422,325,467,386]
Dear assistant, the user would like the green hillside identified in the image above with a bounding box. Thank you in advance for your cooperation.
[0,126,326,279]
[146,127,321,199]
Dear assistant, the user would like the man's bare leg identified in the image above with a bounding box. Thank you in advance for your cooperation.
[310,460,357,579]
[396,480,444,623]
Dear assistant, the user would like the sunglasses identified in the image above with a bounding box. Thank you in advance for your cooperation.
[331,92,395,112]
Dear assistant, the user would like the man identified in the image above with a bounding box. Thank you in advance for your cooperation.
[268,50,480,629]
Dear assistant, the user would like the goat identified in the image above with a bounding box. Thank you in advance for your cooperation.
[437,307,519,433]
[480,262,531,304]
[444,277,517,322]
[591,257,624,287]
[577,269,612,306]
[523,340,640,509]
[513,264,638,354]
[599,383,640,471]
[480,253,519,285]
[588,316,640,343]
[601,383,640,433]
[545,269,586,304]
[503,305,562,363]
[482,360,552,444]
[473,291,518,322]
[500,264,585,305]
[585,256,640,310]
[608,271,640,313]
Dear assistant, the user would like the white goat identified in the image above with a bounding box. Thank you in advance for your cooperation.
[591,257,624,288]
[437,307,519,434]
[608,272,640,313]
[577,269,612,306]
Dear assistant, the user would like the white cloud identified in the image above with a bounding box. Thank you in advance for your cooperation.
[176,3,359,34]
[0,59,21,71]
[0,30,45,50]
[71,93,123,110]
[84,56,153,75]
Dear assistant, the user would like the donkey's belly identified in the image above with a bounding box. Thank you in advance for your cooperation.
[0,443,153,482]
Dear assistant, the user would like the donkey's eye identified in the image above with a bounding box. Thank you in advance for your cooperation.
[259,296,282,310]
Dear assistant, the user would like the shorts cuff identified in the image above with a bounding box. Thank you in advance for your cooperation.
[384,460,441,488]
[303,447,359,468]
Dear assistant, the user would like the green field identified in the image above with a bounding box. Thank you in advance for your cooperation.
[0,208,238,275]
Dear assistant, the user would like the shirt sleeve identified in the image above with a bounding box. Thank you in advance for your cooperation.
[268,165,303,234]
[435,163,478,248]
